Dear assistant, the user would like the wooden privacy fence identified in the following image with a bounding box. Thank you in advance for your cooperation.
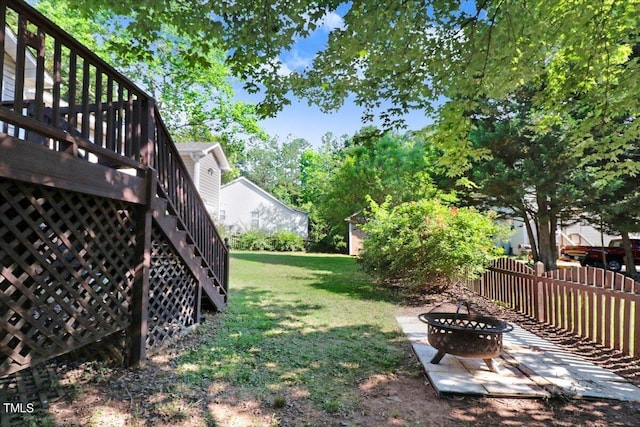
[466,258,640,359]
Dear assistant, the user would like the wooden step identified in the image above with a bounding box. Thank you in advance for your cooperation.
[151,197,226,312]
[201,276,226,311]
[153,197,168,215]
[155,214,177,232]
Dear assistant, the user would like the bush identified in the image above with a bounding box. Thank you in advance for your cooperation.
[358,199,508,292]
[235,230,272,251]
[231,229,306,252]
[270,229,305,252]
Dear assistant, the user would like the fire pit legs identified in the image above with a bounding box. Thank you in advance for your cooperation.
[483,358,498,373]
[431,352,499,373]
[430,350,446,365]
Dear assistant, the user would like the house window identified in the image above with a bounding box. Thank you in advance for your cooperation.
[219,210,226,221]
[251,210,259,228]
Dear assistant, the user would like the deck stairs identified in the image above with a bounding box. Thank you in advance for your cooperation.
[152,197,227,311]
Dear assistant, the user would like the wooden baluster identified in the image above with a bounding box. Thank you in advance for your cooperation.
[95,70,103,148]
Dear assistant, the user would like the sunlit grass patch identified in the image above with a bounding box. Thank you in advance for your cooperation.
[176,251,405,415]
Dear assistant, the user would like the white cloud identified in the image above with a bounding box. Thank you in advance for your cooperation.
[276,61,293,76]
[283,50,313,72]
[320,11,344,31]
[255,58,292,77]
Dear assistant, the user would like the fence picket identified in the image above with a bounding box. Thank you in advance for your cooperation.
[467,258,640,360]
[541,277,548,323]
[572,283,580,335]
[623,297,632,355]
[580,287,588,338]
[635,301,640,359]
[613,296,621,351]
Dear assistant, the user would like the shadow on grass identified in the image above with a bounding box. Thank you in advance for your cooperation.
[35,270,640,427]
[174,285,406,418]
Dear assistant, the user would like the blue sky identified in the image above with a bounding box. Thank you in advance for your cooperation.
[233,6,433,147]
[242,94,434,147]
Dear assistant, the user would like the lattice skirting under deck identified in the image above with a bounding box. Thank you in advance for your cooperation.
[1,178,202,378]
[0,178,136,377]
[147,231,198,350]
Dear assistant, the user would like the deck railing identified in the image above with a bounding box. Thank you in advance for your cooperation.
[0,0,228,375]
[0,0,228,291]
[0,1,149,167]
[154,109,229,296]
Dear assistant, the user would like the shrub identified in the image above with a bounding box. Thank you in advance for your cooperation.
[358,198,508,292]
[235,230,272,251]
[231,229,306,252]
[270,229,305,252]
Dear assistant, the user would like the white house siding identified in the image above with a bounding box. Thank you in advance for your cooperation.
[198,155,221,217]
[3,27,48,100]
[175,143,231,220]
[2,52,16,100]
[180,154,196,177]
[178,153,220,217]
[220,178,308,238]
[2,53,22,138]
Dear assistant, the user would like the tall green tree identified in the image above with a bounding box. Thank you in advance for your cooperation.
[299,132,351,251]
[240,136,311,206]
[299,133,350,205]
[466,93,584,270]
[578,163,640,275]
[66,2,640,178]
[317,130,448,246]
[34,0,265,162]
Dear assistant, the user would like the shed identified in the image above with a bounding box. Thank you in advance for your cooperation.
[345,211,367,256]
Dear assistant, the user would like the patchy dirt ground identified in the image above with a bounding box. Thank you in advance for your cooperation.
[43,286,640,427]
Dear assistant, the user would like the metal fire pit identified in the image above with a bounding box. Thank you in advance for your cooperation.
[418,301,513,372]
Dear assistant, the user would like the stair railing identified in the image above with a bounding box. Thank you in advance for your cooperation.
[0,0,228,298]
[153,107,229,297]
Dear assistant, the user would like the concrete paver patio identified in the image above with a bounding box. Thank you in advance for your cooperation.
[397,315,640,402]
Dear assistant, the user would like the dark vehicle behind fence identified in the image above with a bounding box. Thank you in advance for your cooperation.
[561,239,640,272]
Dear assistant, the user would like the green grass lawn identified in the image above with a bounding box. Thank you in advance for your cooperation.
[176,251,406,416]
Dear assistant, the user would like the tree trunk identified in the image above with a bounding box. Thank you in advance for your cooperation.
[521,207,539,262]
[536,195,558,271]
[600,225,607,270]
[549,209,559,261]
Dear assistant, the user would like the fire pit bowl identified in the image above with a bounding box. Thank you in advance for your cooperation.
[418,301,513,372]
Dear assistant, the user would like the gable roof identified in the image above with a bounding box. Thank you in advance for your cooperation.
[345,210,367,224]
[221,176,307,215]
[175,142,231,171]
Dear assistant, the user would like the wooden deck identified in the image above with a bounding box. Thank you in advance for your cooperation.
[0,0,228,377]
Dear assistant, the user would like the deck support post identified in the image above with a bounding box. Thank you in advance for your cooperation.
[128,167,157,366]
[223,238,230,303]
[139,98,156,168]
